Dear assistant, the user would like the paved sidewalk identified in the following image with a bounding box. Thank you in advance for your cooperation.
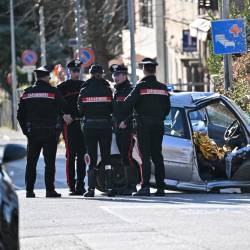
[0,126,65,151]
[0,126,26,145]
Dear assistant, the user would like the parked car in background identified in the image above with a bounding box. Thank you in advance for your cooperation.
[0,144,26,250]
[96,92,250,194]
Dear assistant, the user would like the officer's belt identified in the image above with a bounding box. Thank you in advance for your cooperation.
[30,126,56,129]
[85,118,110,122]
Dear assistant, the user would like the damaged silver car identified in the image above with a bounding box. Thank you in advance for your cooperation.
[96,92,250,193]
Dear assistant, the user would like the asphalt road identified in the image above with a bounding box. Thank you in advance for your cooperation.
[17,189,250,250]
[9,150,250,250]
[2,128,250,250]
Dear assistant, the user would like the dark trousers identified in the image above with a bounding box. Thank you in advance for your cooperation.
[116,131,134,166]
[137,128,165,189]
[84,128,112,189]
[63,121,86,191]
[25,130,58,192]
[116,131,135,187]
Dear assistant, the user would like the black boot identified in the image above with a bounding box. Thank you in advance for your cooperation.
[70,189,85,196]
[87,168,96,189]
[84,189,95,197]
[26,191,35,198]
[69,186,76,195]
[121,165,136,196]
[107,189,115,197]
[73,182,86,196]
[133,186,150,196]
[105,167,115,197]
[46,190,61,198]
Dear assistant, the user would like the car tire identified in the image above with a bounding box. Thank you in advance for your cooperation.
[96,154,141,193]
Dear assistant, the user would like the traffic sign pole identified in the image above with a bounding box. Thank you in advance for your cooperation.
[22,65,36,84]
[74,0,81,57]
[128,0,137,86]
[221,0,232,91]
[27,71,32,83]
[10,0,18,130]
[39,5,47,65]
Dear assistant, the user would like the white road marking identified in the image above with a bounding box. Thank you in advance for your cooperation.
[101,203,250,209]
[101,202,250,218]
[100,206,134,223]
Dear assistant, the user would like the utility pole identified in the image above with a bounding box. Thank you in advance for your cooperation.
[10,0,18,130]
[221,0,232,91]
[74,0,81,57]
[128,0,137,86]
[155,0,168,83]
[39,4,47,65]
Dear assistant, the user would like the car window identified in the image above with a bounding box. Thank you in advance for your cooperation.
[189,109,208,133]
[205,101,236,128]
[164,108,185,138]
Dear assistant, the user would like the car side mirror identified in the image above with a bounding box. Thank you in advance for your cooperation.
[2,144,26,164]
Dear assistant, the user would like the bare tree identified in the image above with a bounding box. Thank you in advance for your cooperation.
[0,0,127,87]
[83,0,127,76]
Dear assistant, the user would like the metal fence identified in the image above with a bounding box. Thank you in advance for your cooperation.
[173,82,211,92]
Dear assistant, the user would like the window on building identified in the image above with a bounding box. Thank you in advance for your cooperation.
[198,0,218,10]
[139,0,153,28]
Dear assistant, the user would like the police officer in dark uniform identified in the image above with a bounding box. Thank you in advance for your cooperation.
[57,59,86,195]
[110,64,135,195]
[17,66,70,198]
[78,64,114,197]
[122,58,171,196]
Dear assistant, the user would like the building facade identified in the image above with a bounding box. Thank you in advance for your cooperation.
[122,0,219,90]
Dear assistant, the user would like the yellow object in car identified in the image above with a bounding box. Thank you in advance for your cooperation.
[193,132,228,161]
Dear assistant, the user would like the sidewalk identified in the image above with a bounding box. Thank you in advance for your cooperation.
[0,126,26,145]
[0,126,65,151]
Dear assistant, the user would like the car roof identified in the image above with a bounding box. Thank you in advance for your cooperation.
[170,92,220,107]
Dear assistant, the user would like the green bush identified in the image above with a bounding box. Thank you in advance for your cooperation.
[207,1,250,115]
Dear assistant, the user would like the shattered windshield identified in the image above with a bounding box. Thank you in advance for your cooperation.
[229,100,250,126]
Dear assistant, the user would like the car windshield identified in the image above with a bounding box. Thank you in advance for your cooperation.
[229,100,250,126]
[205,101,236,128]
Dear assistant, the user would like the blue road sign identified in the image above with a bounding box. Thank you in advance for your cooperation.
[183,30,197,52]
[211,19,247,55]
[21,50,38,65]
[79,48,95,67]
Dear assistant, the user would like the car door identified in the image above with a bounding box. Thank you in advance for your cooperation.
[193,97,239,146]
[162,107,194,181]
